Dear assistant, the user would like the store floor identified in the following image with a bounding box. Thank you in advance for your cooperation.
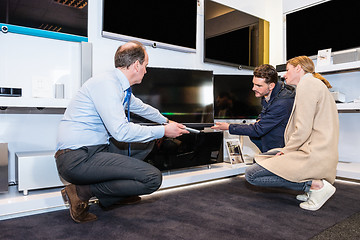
[0,176,359,240]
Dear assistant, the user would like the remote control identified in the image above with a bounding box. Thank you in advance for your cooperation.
[185,127,201,134]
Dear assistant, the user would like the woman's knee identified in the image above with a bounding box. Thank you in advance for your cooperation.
[244,163,261,185]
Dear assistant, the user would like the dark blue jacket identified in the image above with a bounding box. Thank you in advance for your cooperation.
[228,82,295,152]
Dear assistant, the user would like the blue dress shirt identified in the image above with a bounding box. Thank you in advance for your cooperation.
[56,68,167,150]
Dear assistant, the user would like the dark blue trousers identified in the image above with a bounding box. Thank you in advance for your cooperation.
[55,141,162,207]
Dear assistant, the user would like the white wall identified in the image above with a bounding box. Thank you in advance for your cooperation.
[0,0,283,183]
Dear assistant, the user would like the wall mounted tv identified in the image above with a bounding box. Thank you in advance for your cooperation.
[0,0,88,42]
[102,1,197,53]
[204,0,269,69]
[213,74,261,120]
[286,0,360,59]
[131,67,214,127]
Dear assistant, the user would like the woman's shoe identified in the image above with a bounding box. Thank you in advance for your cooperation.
[296,193,309,202]
[299,180,336,211]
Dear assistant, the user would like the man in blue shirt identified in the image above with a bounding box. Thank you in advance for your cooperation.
[55,41,189,223]
[211,64,295,153]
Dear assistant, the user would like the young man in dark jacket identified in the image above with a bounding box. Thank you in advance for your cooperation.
[211,64,295,153]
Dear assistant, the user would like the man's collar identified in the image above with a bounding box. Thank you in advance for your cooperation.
[114,68,131,91]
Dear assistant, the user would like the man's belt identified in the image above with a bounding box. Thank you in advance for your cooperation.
[54,149,73,158]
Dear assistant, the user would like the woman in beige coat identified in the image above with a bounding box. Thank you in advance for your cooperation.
[245,56,339,211]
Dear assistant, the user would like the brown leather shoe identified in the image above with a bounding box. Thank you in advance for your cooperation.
[61,184,97,223]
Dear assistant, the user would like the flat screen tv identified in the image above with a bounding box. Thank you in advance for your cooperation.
[204,0,266,69]
[205,26,251,68]
[0,0,88,42]
[131,67,214,127]
[102,0,197,53]
[286,0,360,59]
[213,74,262,120]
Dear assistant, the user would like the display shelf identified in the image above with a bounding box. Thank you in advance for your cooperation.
[316,60,360,75]
[336,102,360,111]
[0,163,245,220]
[337,162,360,180]
[1,161,358,221]
[0,97,70,108]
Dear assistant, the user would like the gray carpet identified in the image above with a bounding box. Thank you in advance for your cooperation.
[1,176,359,240]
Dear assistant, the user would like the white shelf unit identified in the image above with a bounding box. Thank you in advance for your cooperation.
[337,162,360,180]
[336,102,360,111]
[316,60,360,111]
[316,61,360,179]
[0,97,70,108]
[315,60,360,75]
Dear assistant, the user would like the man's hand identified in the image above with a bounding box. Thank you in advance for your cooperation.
[211,122,230,131]
[164,122,189,138]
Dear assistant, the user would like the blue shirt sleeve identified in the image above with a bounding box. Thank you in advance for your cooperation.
[228,98,293,138]
[56,69,167,150]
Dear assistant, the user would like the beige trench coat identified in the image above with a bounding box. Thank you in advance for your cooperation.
[255,73,339,184]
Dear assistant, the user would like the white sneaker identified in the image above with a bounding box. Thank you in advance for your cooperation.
[296,193,309,202]
[300,180,336,211]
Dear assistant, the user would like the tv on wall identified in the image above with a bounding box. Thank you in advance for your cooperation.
[131,67,214,127]
[204,0,268,69]
[286,0,360,59]
[213,74,261,120]
[102,0,197,53]
[0,0,88,42]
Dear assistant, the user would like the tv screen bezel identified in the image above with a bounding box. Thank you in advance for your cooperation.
[101,0,197,53]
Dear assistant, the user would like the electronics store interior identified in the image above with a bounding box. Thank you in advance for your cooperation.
[0,0,359,238]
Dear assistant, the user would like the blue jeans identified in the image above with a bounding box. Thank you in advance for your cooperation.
[245,163,312,192]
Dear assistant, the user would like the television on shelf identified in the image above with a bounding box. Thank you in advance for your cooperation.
[102,0,197,53]
[213,74,262,120]
[0,0,88,42]
[286,0,360,59]
[132,67,221,171]
[131,67,214,128]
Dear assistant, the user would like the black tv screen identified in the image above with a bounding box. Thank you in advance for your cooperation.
[102,0,197,52]
[0,0,87,37]
[213,74,261,120]
[286,0,360,59]
[132,67,214,127]
[205,27,251,67]
[204,0,263,68]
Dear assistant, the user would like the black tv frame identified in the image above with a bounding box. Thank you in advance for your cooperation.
[102,0,197,53]
[286,0,360,59]
[131,67,214,129]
